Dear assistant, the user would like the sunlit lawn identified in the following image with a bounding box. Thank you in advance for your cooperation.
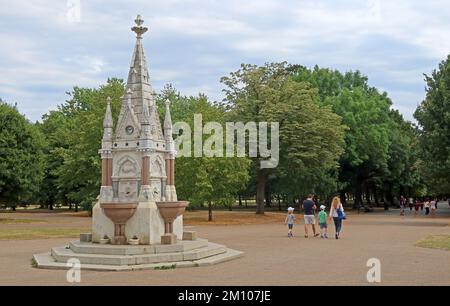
[0,228,89,240]
[415,235,450,251]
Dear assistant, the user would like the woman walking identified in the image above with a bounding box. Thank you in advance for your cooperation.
[329,196,345,240]
[430,198,437,217]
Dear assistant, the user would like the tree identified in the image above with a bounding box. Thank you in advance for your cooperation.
[221,63,346,214]
[39,78,125,211]
[157,86,251,221]
[414,55,450,195]
[0,101,45,210]
[292,66,420,208]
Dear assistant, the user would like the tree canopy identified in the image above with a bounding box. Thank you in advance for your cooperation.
[0,101,45,209]
[414,55,450,195]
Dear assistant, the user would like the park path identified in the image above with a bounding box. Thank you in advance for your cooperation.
[0,204,449,286]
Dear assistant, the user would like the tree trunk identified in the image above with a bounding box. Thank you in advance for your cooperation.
[68,202,72,210]
[49,201,54,211]
[385,183,393,210]
[12,206,16,211]
[374,187,379,207]
[340,191,347,206]
[208,201,213,222]
[365,184,371,206]
[265,183,271,208]
[256,171,267,215]
[238,194,242,206]
[278,196,281,211]
[75,203,78,212]
[245,198,247,208]
[354,180,363,210]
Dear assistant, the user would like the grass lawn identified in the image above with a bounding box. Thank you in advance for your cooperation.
[415,235,450,251]
[0,228,89,240]
[0,218,47,224]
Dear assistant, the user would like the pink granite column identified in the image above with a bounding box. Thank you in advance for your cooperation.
[170,159,175,186]
[101,158,113,187]
[141,156,150,185]
[165,159,171,185]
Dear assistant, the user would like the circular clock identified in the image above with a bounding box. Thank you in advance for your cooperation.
[125,125,134,135]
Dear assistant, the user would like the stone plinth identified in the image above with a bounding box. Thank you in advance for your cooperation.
[183,231,197,241]
[33,239,244,271]
[161,233,176,245]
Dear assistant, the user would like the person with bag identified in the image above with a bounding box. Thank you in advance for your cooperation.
[329,196,345,240]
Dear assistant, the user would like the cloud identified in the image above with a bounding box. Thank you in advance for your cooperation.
[0,0,449,122]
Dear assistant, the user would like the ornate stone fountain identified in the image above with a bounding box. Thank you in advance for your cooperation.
[33,15,243,270]
[92,14,185,245]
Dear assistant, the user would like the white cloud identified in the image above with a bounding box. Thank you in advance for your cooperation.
[0,0,449,122]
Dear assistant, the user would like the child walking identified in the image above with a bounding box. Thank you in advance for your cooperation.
[318,205,328,239]
[285,207,295,238]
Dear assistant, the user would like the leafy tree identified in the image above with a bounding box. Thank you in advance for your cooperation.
[221,63,346,214]
[0,101,45,210]
[414,55,450,195]
[39,78,124,211]
[292,66,420,208]
[158,87,251,221]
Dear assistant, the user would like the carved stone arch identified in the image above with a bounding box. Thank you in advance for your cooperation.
[115,155,140,177]
[151,155,165,178]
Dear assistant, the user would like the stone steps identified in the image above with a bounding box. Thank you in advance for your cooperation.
[69,239,209,255]
[33,247,243,271]
[51,242,227,266]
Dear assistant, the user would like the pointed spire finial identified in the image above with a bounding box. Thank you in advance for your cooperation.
[131,14,148,38]
[164,99,173,130]
[103,96,113,128]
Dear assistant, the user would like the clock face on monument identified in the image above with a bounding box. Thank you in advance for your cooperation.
[125,125,134,135]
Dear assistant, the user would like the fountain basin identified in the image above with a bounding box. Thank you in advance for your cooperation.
[100,202,138,245]
[156,201,189,235]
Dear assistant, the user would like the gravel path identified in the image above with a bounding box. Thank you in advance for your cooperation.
[0,203,449,285]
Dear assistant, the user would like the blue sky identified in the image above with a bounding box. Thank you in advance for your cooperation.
[1,0,449,122]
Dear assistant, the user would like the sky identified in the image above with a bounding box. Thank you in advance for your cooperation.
[0,0,449,122]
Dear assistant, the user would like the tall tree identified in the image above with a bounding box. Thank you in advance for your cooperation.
[414,55,450,194]
[221,63,346,214]
[158,86,251,221]
[0,101,45,210]
[292,66,420,208]
[40,78,125,211]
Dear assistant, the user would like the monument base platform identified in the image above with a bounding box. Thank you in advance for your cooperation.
[33,238,243,271]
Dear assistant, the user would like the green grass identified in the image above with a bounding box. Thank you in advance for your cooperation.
[154,264,176,270]
[0,218,47,224]
[0,228,89,240]
[415,235,450,251]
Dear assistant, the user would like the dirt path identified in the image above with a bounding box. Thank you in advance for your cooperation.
[0,206,449,285]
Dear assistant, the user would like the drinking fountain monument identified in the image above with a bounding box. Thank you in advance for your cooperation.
[33,15,243,271]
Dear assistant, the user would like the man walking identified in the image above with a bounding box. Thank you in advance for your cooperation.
[302,194,319,238]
